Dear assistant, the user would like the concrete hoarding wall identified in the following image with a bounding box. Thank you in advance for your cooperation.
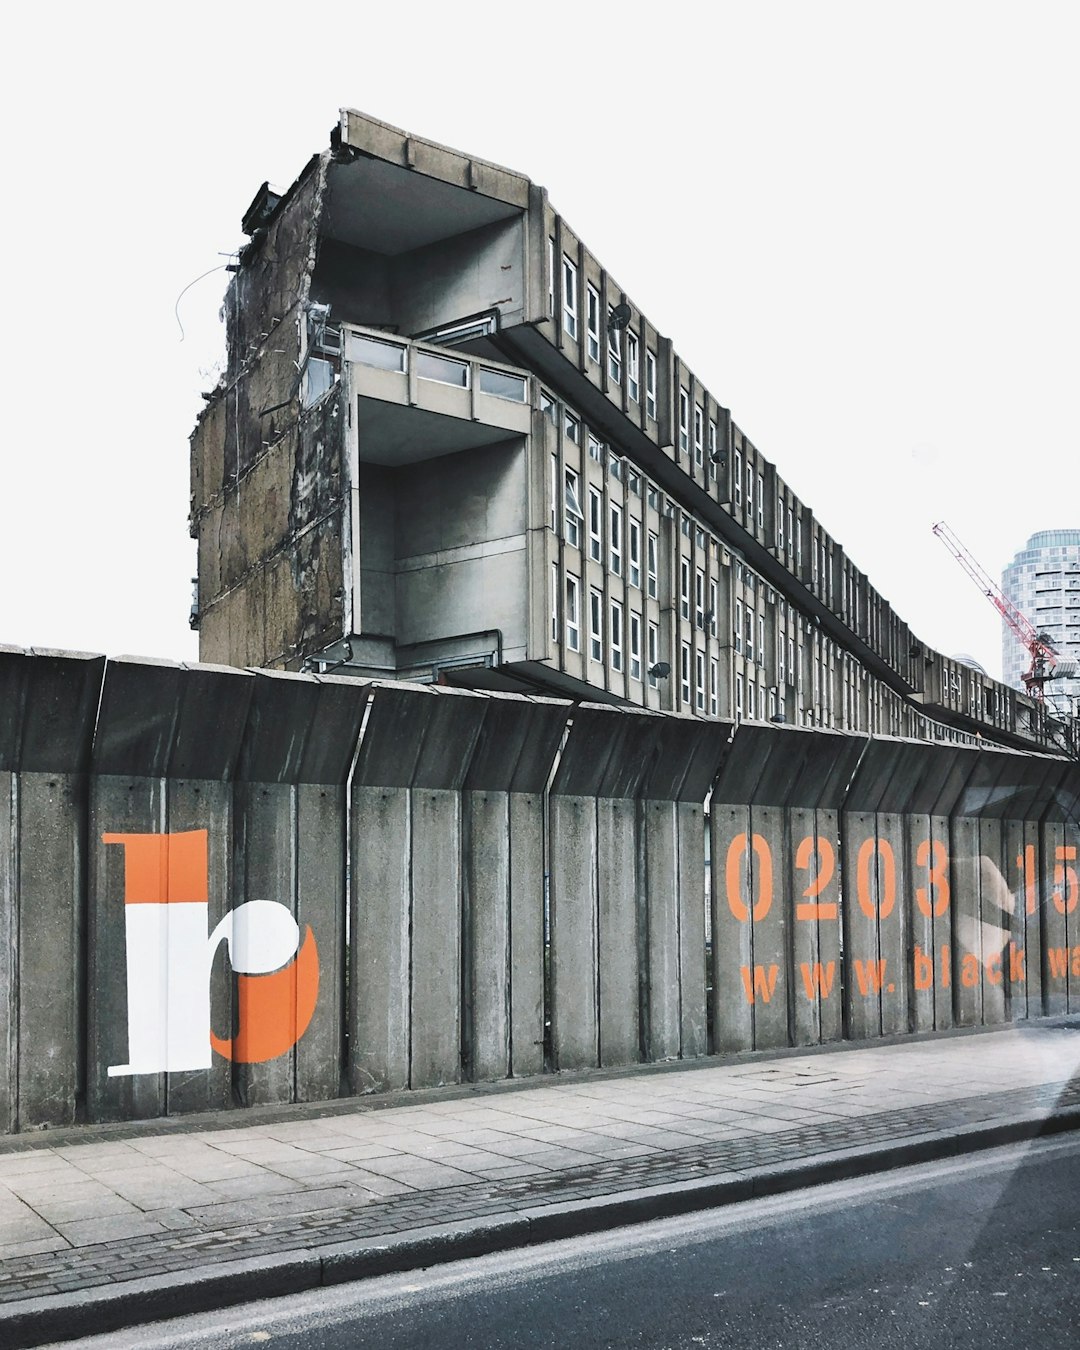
[1,647,1078,1134]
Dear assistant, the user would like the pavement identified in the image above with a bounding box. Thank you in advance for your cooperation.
[2,1021,1080,1348]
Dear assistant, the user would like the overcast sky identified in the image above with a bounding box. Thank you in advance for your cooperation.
[3,1,1076,680]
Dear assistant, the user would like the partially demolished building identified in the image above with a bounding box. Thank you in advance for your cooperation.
[189,108,1075,755]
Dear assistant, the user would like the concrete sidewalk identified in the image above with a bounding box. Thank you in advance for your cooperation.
[3,1022,1080,1347]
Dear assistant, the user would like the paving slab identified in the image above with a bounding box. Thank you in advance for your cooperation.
[1,1021,1080,1347]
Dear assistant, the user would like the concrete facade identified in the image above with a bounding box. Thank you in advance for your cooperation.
[189,108,1078,758]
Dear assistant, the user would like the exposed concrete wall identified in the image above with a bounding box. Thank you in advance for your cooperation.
[1,648,1077,1135]
[394,441,528,656]
[192,155,347,671]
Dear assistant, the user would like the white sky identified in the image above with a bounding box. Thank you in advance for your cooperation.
[2,1,1076,680]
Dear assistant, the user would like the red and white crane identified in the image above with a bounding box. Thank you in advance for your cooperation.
[931,521,1060,701]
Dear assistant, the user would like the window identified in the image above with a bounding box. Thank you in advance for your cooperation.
[566,574,581,651]
[586,286,601,362]
[709,579,718,636]
[645,350,657,420]
[589,588,603,661]
[588,434,604,462]
[349,333,406,371]
[565,468,583,548]
[551,562,559,642]
[630,612,642,680]
[796,516,803,571]
[680,558,691,620]
[734,450,743,507]
[416,351,468,386]
[757,473,764,530]
[610,599,624,672]
[708,419,717,478]
[758,614,765,664]
[746,681,755,720]
[648,623,659,687]
[478,368,526,401]
[695,567,705,628]
[710,658,719,716]
[647,531,658,599]
[696,651,706,711]
[562,255,578,339]
[610,502,623,575]
[607,309,622,384]
[694,405,704,468]
[788,506,794,557]
[541,389,557,424]
[746,463,754,517]
[548,237,555,316]
[681,642,692,706]
[788,635,795,684]
[550,455,558,533]
[629,518,641,588]
[779,632,786,684]
[679,388,690,455]
[734,600,743,654]
[588,487,603,561]
[777,497,785,550]
[736,674,744,722]
[564,411,580,444]
[627,330,640,402]
[745,606,754,662]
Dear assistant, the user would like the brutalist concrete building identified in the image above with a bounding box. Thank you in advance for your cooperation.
[189,108,1075,755]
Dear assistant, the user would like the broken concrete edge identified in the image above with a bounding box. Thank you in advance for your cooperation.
[4,1105,1079,1349]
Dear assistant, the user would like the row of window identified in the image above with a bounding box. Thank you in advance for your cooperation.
[347,332,527,401]
[551,566,658,686]
[550,243,658,418]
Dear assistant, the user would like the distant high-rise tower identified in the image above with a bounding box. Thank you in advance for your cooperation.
[1001,530,1080,714]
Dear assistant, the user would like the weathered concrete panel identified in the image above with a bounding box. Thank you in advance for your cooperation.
[643,799,680,1061]
[950,814,982,1027]
[466,791,510,1081]
[597,797,639,1066]
[749,805,789,1050]
[509,791,546,1078]
[906,813,952,1033]
[710,804,754,1054]
[977,818,1009,1026]
[549,795,598,1070]
[350,786,410,1092]
[789,807,842,1046]
[409,789,462,1088]
[677,801,707,1059]
[876,811,909,1036]
[841,810,882,1041]
[7,650,104,1131]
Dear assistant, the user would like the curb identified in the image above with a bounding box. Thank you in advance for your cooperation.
[5,1105,1079,1348]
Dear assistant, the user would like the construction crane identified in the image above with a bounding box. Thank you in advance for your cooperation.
[931,521,1060,701]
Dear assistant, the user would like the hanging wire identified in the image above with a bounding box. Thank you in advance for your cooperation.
[174,263,233,341]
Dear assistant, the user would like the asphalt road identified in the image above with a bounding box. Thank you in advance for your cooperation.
[46,1135,1080,1350]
